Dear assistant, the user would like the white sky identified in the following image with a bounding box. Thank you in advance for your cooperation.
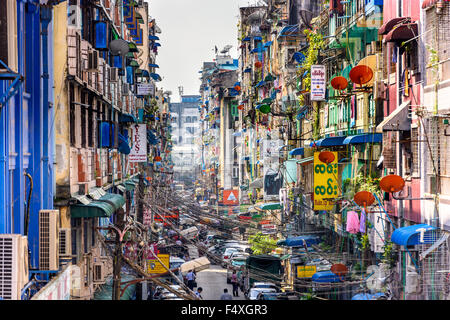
[146,0,263,102]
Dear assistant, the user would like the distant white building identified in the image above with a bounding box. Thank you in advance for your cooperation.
[169,95,201,182]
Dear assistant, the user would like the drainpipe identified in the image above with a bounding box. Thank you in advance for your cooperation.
[40,6,52,209]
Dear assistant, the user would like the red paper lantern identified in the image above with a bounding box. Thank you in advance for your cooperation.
[254,61,262,68]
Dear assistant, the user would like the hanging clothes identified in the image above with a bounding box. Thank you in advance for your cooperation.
[359,208,366,234]
[346,211,360,234]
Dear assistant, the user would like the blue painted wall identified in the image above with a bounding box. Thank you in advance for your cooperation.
[0,0,55,269]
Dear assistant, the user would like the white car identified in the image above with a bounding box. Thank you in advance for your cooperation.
[248,287,277,300]
[222,247,244,267]
[251,282,279,292]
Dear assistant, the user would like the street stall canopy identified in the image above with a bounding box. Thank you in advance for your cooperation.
[391,224,437,246]
[259,202,282,210]
[180,256,210,274]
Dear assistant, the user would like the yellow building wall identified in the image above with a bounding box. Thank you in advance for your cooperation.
[53,2,71,195]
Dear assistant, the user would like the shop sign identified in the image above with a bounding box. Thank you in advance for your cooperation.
[223,190,239,205]
[313,151,339,210]
[147,254,170,274]
[310,65,326,101]
[129,124,147,162]
[297,265,317,278]
[137,83,154,96]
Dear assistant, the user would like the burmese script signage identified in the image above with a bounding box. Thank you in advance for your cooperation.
[310,65,326,101]
[313,151,339,211]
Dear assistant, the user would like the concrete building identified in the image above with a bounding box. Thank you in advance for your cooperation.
[169,95,201,184]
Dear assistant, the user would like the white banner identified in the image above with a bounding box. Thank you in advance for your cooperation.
[310,65,326,101]
[137,83,155,96]
[129,124,147,162]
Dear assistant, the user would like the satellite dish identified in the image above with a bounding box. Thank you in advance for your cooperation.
[109,39,129,56]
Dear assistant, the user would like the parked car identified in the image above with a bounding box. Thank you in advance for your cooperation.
[226,256,247,283]
[222,247,244,267]
[250,282,279,292]
[256,292,280,300]
[248,287,277,300]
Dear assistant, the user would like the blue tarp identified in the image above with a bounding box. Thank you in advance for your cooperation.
[351,292,386,300]
[391,224,437,246]
[311,271,342,283]
[118,134,130,154]
[289,147,304,156]
[343,133,382,145]
[277,235,322,247]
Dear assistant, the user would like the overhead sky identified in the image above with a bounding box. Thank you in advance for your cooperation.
[146,0,263,102]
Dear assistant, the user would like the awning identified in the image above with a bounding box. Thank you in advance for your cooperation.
[385,23,418,43]
[148,35,159,40]
[259,202,282,211]
[119,113,137,123]
[97,193,125,211]
[376,100,411,132]
[148,63,159,68]
[297,157,314,165]
[289,147,304,156]
[379,17,410,35]
[391,224,437,246]
[263,41,273,47]
[311,271,342,283]
[315,136,347,147]
[343,133,382,145]
[150,73,162,81]
[277,235,322,247]
[70,201,115,218]
[249,177,264,189]
[242,36,251,42]
[180,257,210,274]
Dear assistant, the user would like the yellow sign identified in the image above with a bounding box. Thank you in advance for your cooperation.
[313,151,339,211]
[147,254,170,274]
[297,265,317,278]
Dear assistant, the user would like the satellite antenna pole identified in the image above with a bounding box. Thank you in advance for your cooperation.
[178,86,184,99]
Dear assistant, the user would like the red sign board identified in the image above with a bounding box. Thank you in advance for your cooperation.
[223,190,239,205]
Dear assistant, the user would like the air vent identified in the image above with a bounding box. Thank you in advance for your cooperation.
[0,234,28,300]
[39,210,59,271]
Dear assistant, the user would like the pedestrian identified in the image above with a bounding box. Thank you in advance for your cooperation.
[195,287,203,299]
[220,288,233,300]
[231,270,239,297]
[186,269,196,291]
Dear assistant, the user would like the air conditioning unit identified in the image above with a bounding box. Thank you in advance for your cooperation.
[373,80,384,100]
[59,228,71,258]
[87,50,99,71]
[110,67,119,82]
[39,210,59,271]
[0,234,29,300]
[93,263,105,283]
[405,267,420,294]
